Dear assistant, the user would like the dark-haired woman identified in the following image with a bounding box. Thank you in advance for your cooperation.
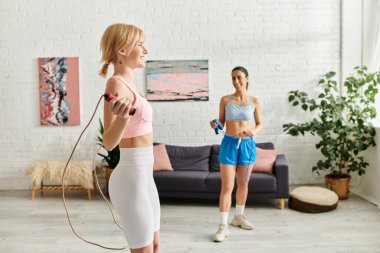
[210,66,263,242]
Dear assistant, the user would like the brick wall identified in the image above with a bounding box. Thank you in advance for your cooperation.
[0,0,340,189]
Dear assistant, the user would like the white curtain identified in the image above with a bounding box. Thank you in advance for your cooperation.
[356,0,380,210]
[363,0,380,126]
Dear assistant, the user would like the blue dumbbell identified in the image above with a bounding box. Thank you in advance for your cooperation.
[212,119,224,135]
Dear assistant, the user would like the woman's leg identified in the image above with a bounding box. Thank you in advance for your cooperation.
[219,164,236,212]
[215,135,239,242]
[231,164,254,230]
[109,148,156,252]
[235,165,254,205]
[153,231,160,253]
[134,148,160,253]
[147,174,160,253]
[213,164,236,242]
[130,243,154,253]
[231,136,256,230]
[130,149,160,253]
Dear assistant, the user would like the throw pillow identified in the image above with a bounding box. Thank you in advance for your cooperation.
[252,147,277,173]
[153,144,173,171]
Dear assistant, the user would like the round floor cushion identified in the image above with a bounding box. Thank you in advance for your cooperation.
[289,186,339,213]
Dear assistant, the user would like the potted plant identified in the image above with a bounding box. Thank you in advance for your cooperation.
[97,118,120,191]
[283,66,379,199]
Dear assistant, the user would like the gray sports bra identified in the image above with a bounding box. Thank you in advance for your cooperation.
[225,95,255,121]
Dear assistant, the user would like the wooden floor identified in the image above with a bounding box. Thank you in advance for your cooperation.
[1,190,380,253]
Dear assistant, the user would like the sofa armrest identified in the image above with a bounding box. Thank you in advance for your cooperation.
[273,154,289,198]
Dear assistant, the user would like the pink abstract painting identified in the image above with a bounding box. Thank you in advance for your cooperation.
[38,57,80,126]
[146,60,209,101]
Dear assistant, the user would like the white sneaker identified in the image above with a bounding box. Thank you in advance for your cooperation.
[213,224,230,242]
[231,214,254,230]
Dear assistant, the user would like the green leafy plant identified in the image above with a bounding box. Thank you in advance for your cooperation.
[97,118,120,169]
[283,66,379,177]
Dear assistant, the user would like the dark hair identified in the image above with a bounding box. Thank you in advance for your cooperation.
[232,66,249,89]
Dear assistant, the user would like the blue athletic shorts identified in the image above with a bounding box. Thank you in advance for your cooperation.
[218,135,256,166]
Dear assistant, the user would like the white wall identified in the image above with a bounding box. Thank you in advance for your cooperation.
[341,0,362,87]
[0,0,341,190]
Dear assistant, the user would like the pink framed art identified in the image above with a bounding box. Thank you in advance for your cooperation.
[38,57,80,126]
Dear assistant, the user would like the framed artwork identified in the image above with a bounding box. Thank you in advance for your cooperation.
[146,60,209,101]
[38,57,80,126]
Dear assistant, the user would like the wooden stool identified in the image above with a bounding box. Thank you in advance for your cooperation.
[31,174,95,200]
[27,160,100,200]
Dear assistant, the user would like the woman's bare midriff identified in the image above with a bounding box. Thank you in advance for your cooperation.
[225,121,252,138]
[119,132,153,148]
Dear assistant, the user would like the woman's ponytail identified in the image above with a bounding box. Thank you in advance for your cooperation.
[99,62,109,78]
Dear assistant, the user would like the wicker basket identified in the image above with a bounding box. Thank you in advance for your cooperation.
[325,174,351,199]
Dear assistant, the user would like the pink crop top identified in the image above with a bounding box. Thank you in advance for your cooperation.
[108,76,153,138]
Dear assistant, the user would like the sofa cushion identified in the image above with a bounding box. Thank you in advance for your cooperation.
[165,144,211,172]
[153,144,173,171]
[256,142,275,150]
[210,145,220,172]
[250,173,277,193]
[153,171,209,192]
[204,171,277,193]
[252,147,277,174]
[204,172,222,192]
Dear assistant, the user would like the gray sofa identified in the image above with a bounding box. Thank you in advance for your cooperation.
[153,142,289,209]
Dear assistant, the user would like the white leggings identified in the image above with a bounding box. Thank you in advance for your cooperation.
[108,147,160,249]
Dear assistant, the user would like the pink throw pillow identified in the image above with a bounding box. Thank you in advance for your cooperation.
[252,147,277,174]
[153,144,173,171]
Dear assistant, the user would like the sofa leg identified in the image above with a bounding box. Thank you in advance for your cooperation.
[279,199,286,209]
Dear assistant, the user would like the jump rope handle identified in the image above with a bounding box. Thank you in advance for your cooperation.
[212,119,224,135]
[104,93,136,116]
[104,93,117,102]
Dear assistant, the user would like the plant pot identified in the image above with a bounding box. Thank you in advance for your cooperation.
[324,174,351,200]
[105,167,113,193]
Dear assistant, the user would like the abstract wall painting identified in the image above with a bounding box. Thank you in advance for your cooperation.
[38,57,80,126]
[146,60,209,101]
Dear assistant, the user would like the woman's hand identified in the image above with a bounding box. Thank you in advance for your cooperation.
[243,129,255,137]
[109,96,133,119]
[210,120,218,129]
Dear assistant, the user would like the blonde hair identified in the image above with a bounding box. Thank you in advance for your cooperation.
[99,23,144,78]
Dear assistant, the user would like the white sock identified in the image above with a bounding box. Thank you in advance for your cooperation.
[235,205,245,216]
[219,212,229,225]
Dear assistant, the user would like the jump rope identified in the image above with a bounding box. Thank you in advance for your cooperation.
[212,119,254,182]
[61,92,135,250]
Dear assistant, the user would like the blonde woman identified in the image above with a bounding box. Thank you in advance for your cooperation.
[210,66,263,242]
[100,23,160,253]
